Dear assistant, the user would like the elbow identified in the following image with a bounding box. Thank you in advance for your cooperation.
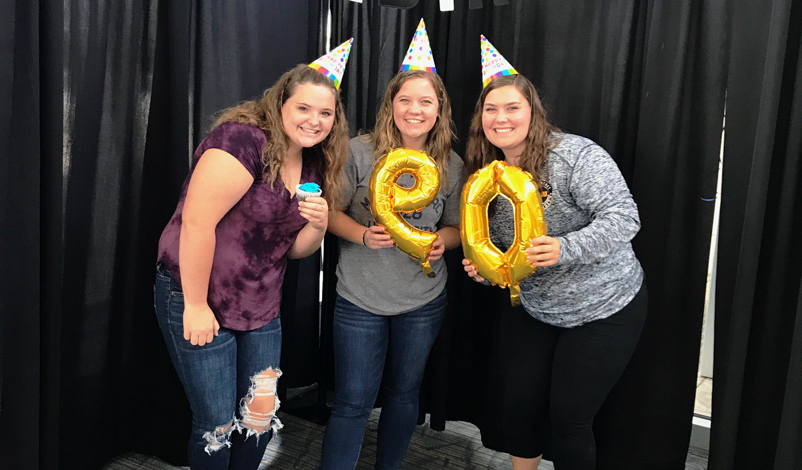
[286,241,305,259]
[181,210,217,235]
[287,247,318,260]
[287,238,322,259]
[605,211,640,240]
[447,237,463,251]
[180,219,215,243]
[623,220,640,239]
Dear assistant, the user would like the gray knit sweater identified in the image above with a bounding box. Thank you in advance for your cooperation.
[489,133,644,327]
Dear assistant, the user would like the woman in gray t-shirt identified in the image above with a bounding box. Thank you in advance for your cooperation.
[320,69,465,469]
[462,74,647,470]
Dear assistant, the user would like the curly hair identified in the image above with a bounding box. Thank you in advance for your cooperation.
[367,70,456,185]
[212,64,349,207]
[465,74,560,186]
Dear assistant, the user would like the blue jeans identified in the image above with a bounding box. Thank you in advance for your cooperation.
[154,264,282,470]
[320,290,447,470]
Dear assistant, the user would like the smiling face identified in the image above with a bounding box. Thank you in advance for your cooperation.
[392,77,439,150]
[281,82,336,157]
[481,84,532,163]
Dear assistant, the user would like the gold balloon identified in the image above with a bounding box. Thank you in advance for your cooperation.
[461,160,547,305]
[369,148,441,278]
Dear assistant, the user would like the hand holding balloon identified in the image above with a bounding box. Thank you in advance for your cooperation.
[427,234,446,262]
[526,235,560,267]
[460,160,547,305]
[363,224,395,249]
[462,258,488,283]
[369,148,441,277]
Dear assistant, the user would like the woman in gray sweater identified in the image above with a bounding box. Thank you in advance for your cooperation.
[462,72,647,470]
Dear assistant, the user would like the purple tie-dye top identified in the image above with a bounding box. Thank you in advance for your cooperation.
[157,122,323,331]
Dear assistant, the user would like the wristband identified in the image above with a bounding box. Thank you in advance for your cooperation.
[362,228,368,246]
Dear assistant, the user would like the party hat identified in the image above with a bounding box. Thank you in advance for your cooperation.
[480,35,518,88]
[400,19,437,73]
[309,38,353,89]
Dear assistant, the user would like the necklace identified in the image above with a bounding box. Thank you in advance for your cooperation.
[282,157,303,193]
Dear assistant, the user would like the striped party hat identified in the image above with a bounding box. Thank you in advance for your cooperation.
[480,35,518,88]
[400,19,437,73]
[308,38,353,89]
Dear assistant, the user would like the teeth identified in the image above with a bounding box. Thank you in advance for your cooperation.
[495,128,513,133]
[300,127,319,134]
[406,119,423,123]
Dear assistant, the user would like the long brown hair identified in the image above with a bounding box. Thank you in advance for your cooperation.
[465,74,560,186]
[367,70,456,183]
[213,64,349,206]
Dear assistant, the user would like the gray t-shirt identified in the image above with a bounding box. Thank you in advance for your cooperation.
[335,136,465,315]
[489,133,644,328]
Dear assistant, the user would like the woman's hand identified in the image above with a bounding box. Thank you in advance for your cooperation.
[526,235,561,267]
[363,225,395,249]
[183,303,220,346]
[298,196,329,231]
[427,234,445,262]
[462,258,486,283]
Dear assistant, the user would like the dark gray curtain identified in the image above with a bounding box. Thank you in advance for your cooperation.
[1,0,44,467]
[710,0,802,469]
[0,1,322,469]
[598,0,727,467]
[326,1,727,468]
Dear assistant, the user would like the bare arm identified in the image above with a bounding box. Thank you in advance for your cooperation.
[327,209,394,249]
[288,196,329,259]
[428,224,461,261]
[179,148,254,346]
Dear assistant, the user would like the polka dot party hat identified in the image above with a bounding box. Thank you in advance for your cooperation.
[480,35,518,88]
[400,19,437,73]
[309,38,354,89]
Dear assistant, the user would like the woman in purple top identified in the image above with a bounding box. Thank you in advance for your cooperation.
[154,64,349,470]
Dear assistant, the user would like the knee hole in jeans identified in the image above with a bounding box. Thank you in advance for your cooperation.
[238,368,284,439]
[201,420,236,455]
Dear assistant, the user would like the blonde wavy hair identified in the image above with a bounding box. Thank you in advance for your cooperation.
[367,70,456,184]
[466,74,560,186]
[212,64,349,206]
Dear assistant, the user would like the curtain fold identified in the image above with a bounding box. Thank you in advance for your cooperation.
[1,1,323,468]
[595,1,728,467]
[1,0,42,468]
[710,0,802,468]
[5,0,801,468]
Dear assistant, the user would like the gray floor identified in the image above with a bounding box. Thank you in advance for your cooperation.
[103,410,709,469]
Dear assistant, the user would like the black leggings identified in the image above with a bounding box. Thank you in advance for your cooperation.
[482,284,648,470]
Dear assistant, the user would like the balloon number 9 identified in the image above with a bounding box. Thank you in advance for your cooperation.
[369,148,441,278]
[461,160,547,305]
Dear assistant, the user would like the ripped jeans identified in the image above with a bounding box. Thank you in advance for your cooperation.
[155,264,282,470]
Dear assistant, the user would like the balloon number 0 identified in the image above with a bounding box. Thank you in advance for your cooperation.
[461,160,547,305]
[369,148,441,278]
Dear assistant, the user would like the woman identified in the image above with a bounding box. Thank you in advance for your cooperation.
[154,51,351,470]
[320,20,465,470]
[463,39,647,470]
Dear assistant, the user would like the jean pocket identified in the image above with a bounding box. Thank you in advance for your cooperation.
[156,263,184,297]
[169,296,185,322]
[155,261,174,280]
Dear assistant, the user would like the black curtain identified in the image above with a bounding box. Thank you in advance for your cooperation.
[598,0,727,467]
[1,0,45,468]
[0,1,323,469]
[327,1,726,468]
[710,0,802,469]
